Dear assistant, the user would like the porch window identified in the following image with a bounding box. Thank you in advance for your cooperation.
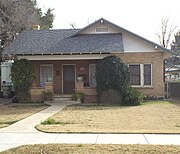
[129,64,152,86]
[89,64,97,87]
[40,65,53,87]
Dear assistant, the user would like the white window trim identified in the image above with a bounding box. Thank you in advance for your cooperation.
[129,63,152,87]
[40,64,53,84]
[89,64,96,87]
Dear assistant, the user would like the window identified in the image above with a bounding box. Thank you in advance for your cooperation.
[89,64,97,87]
[144,64,151,85]
[129,65,140,85]
[40,65,53,87]
[95,27,108,33]
[129,64,152,86]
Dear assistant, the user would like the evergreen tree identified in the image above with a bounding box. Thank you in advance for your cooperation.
[0,0,54,60]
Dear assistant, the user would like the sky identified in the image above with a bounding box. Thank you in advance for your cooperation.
[36,0,180,45]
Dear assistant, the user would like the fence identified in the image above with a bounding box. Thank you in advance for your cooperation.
[164,82,180,100]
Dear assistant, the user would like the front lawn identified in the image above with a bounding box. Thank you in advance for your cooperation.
[0,103,49,128]
[1,144,180,154]
[36,101,180,133]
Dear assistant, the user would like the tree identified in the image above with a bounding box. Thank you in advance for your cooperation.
[156,18,180,72]
[40,8,54,29]
[156,18,177,48]
[171,31,180,55]
[11,59,35,102]
[0,0,54,60]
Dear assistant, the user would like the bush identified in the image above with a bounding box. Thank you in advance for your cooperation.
[96,56,130,105]
[71,92,85,103]
[11,59,35,102]
[77,92,85,103]
[124,87,146,106]
[71,93,78,101]
[42,91,54,101]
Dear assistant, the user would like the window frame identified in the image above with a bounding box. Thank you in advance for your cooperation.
[95,27,109,33]
[129,63,152,87]
[89,64,97,87]
[40,64,53,86]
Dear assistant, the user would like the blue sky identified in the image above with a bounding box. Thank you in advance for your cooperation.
[37,0,180,44]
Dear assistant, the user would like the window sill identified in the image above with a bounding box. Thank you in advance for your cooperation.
[131,85,153,88]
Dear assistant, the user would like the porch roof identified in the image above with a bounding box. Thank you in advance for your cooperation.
[4,29,124,55]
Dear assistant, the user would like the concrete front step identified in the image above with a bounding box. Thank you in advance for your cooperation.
[54,95,72,101]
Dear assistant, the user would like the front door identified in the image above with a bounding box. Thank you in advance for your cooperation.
[63,65,75,94]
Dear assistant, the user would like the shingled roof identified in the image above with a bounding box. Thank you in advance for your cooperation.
[4,29,124,55]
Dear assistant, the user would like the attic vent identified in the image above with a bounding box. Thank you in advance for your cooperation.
[95,27,109,33]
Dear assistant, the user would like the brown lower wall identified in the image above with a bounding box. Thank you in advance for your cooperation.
[115,52,165,97]
[30,82,54,102]
[31,52,166,102]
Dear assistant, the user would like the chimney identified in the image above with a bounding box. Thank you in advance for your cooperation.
[32,25,40,30]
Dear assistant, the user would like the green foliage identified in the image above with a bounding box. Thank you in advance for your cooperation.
[40,8,55,29]
[41,118,57,125]
[77,92,85,103]
[42,91,54,101]
[96,56,130,105]
[0,0,55,60]
[41,118,71,125]
[124,87,146,106]
[11,59,35,102]
[71,93,78,101]
[71,92,85,103]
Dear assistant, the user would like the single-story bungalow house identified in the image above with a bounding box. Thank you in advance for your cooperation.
[3,18,172,102]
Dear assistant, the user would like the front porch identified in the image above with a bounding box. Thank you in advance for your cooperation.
[30,60,97,103]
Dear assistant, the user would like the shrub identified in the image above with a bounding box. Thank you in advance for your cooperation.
[96,56,130,105]
[77,92,85,103]
[11,59,35,102]
[42,91,54,101]
[124,87,146,105]
[71,92,85,103]
[71,93,78,101]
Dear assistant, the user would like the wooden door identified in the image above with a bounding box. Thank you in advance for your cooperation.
[63,65,75,94]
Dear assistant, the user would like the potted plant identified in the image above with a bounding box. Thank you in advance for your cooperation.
[77,74,84,81]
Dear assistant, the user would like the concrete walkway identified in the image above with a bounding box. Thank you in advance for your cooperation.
[0,101,180,152]
[0,101,78,133]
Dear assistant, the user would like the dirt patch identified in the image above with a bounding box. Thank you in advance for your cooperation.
[1,144,180,154]
[0,103,48,128]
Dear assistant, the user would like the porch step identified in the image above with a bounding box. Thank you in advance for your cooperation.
[54,95,72,101]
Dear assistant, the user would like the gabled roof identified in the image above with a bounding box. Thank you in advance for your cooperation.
[71,18,172,53]
[3,18,172,55]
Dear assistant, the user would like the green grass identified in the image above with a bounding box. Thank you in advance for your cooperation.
[41,118,72,126]
[141,100,172,105]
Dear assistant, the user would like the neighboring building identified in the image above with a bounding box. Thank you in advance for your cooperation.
[3,18,172,102]
[165,65,180,82]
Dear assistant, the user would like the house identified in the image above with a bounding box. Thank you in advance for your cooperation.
[165,65,180,82]
[3,18,172,102]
